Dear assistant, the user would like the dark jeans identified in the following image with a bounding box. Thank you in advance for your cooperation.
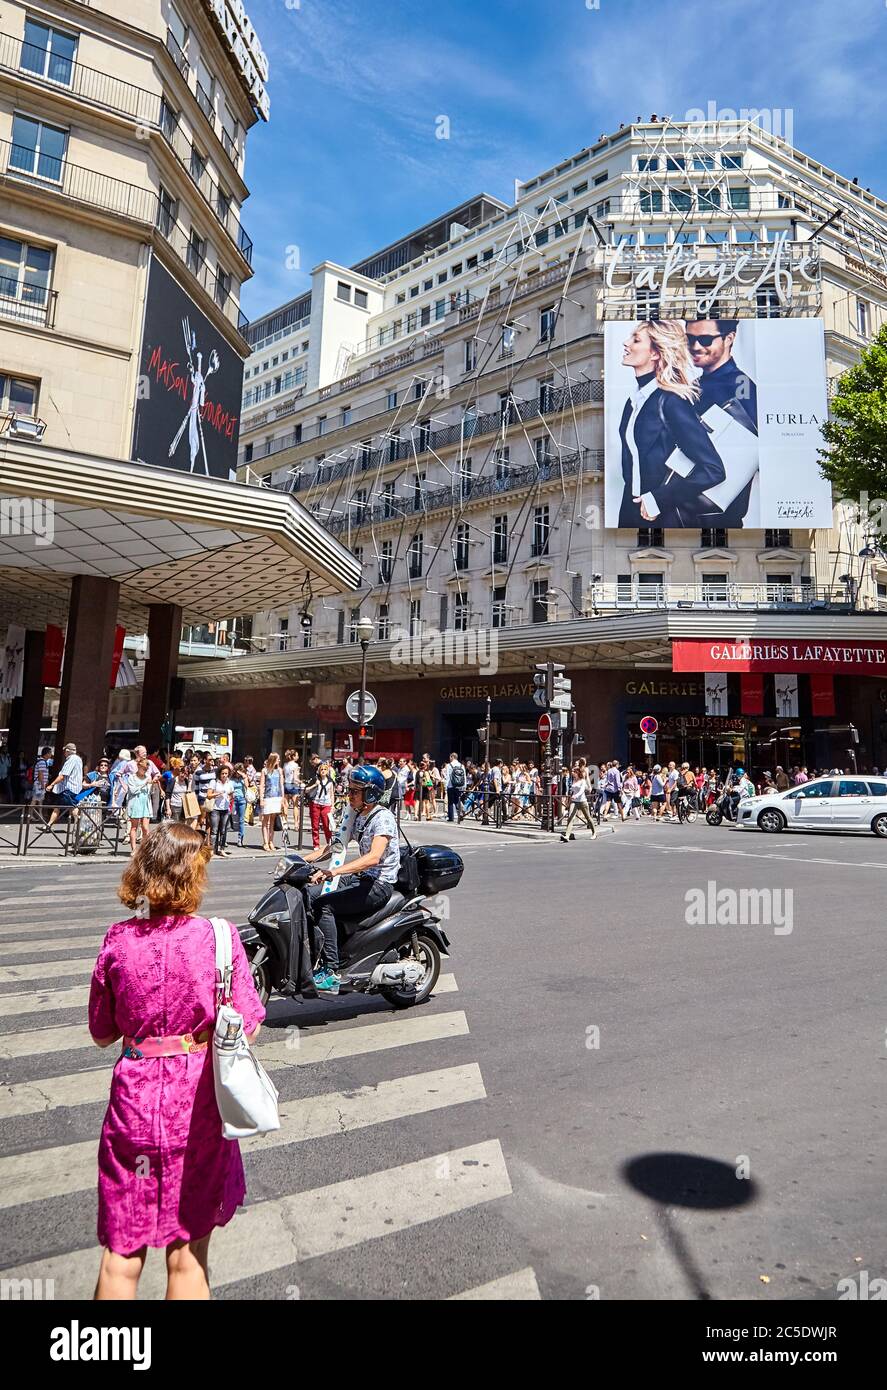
[231,798,246,841]
[210,809,230,851]
[447,786,463,821]
[307,875,393,973]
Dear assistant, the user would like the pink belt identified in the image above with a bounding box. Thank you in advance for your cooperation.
[122,1030,210,1060]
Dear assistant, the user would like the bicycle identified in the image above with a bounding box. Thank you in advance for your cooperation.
[675,790,699,824]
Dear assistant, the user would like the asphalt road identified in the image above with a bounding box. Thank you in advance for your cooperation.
[0,814,885,1300]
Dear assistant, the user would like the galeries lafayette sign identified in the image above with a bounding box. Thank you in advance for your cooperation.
[672,639,887,674]
[204,0,270,120]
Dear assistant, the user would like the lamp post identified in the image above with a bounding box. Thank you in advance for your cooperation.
[355,615,374,765]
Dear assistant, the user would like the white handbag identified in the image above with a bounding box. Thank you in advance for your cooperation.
[210,917,280,1141]
[663,402,760,514]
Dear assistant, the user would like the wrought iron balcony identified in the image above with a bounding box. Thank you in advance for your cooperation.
[0,136,157,221]
[0,280,58,329]
[165,28,190,81]
[0,30,161,124]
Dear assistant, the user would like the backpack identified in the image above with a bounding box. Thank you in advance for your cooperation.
[450,763,466,790]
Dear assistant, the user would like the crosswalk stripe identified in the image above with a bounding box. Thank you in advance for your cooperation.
[0,971,457,1027]
[0,957,97,984]
[0,984,89,1016]
[0,1063,486,1207]
[449,1267,541,1300]
[0,922,117,937]
[0,1008,470,1116]
[0,938,103,960]
[3,1139,511,1298]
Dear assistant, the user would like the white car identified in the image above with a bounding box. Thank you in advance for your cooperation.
[736,775,887,836]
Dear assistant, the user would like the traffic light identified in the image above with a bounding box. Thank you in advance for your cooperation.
[533,666,552,709]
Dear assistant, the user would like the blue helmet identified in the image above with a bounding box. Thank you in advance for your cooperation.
[349,765,386,804]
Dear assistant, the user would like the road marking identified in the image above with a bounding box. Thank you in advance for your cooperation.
[617,839,887,870]
[4,1138,511,1298]
[0,984,89,1016]
[0,938,103,960]
[0,957,98,984]
[0,1008,471,1115]
[0,1067,488,1209]
[449,1267,541,1300]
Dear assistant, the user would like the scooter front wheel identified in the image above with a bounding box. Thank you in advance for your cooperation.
[247,950,272,1006]
[705,807,723,826]
[381,932,441,1009]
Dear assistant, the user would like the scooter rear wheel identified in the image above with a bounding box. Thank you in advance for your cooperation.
[705,807,723,826]
[381,932,441,1009]
[248,952,272,1006]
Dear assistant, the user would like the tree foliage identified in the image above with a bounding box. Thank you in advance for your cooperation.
[819,324,887,502]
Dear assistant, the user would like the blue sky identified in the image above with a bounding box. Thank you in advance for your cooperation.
[240,0,887,320]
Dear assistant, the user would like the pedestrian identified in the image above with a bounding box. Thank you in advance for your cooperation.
[403,760,417,819]
[283,748,301,830]
[230,763,249,846]
[650,763,666,820]
[600,760,625,821]
[46,742,84,825]
[0,741,11,802]
[32,745,52,809]
[125,756,153,855]
[166,760,193,824]
[89,821,264,1299]
[445,751,466,822]
[309,760,335,848]
[623,765,641,819]
[258,752,284,853]
[561,763,597,841]
[208,764,234,855]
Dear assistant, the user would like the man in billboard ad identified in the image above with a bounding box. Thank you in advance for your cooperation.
[132,258,243,481]
[604,319,831,529]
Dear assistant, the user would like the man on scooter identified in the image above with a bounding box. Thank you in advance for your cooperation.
[302,765,401,995]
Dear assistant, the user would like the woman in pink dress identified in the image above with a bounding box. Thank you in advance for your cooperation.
[89,821,265,1299]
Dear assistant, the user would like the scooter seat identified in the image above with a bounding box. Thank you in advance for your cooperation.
[340,890,406,930]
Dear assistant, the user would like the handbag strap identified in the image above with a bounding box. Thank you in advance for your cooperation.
[210,916,233,1006]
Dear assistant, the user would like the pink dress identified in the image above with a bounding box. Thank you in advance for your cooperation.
[88,914,265,1254]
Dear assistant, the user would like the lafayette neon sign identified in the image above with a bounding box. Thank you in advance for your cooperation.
[205,0,270,121]
[605,231,819,315]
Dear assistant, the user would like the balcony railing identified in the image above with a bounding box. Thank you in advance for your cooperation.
[0,281,58,329]
[165,28,190,81]
[1,31,251,262]
[594,581,852,612]
[0,30,162,123]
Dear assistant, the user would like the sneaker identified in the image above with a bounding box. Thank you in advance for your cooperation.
[560,833,568,842]
[313,969,340,995]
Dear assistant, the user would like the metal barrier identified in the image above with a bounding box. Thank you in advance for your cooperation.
[0,802,127,856]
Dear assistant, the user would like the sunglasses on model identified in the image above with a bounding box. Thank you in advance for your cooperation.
[686,332,724,347]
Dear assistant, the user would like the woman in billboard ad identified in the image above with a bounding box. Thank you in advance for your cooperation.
[611,318,767,528]
[615,320,728,528]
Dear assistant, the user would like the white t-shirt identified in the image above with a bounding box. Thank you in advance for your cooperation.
[570,775,590,803]
[352,806,400,884]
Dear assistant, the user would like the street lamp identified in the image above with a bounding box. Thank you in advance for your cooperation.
[355,614,374,765]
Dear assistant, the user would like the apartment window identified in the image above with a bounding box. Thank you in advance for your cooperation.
[531,579,549,624]
[352,488,367,520]
[0,235,53,310]
[596,199,610,218]
[215,267,230,308]
[454,523,470,571]
[341,405,352,427]
[701,572,728,601]
[216,186,231,225]
[531,505,550,557]
[637,527,663,548]
[764,529,791,549]
[617,572,632,603]
[243,442,253,464]
[452,263,462,276]
[699,187,721,210]
[857,298,870,337]
[638,157,659,171]
[573,180,588,195]
[0,374,39,415]
[666,156,686,171]
[766,573,793,600]
[408,533,424,578]
[387,429,400,462]
[539,376,556,412]
[412,472,426,508]
[10,113,67,182]
[381,483,396,519]
[736,229,759,243]
[700,528,728,549]
[593,170,608,186]
[453,592,469,632]
[189,145,207,187]
[376,603,390,640]
[756,287,781,318]
[221,102,240,159]
[540,304,557,342]
[437,271,448,285]
[355,289,368,309]
[434,298,446,320]
[409,599,422,637]
[640,190,663,214]
[186,229,205,275]
[420,305,431,327]
[358,439,372,468]
[348,607,362,643]
[637,571,664,600]
[337,281,351,302]
[317,414,327,436]
[877,583,887,606]
[196,58,216,120]
[535,435,552,467]
[499,391,515,425]
[409,285,419,299]
[492,585,508,629]
[458,456,473,500]
[493,514,508,565]
[396,292,406,305]
[501,323,516,356]
[168,3,188,52]
[722,152,743,169]
[21,19,77,85]
[417,419,430,451]
[464,338,477,372]
[729,186,751,210]
[495,446,510,482]
[352,547,364,570]
[378,540,393,582]
[387,389,398,409]
[670,189,692,213]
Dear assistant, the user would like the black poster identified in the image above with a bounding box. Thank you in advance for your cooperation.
[132,257,244,481]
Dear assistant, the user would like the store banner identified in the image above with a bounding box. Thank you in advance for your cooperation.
[673,639,887,674]
[704,672,728,716]
[0,625,25,701]
[774,674,799,718]
[109,626,126,690]
[809,673,836,717]
[740,672,765,715]
[42,624,65,688]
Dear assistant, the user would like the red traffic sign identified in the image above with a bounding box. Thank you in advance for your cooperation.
[537,713,553,743]
[639,716,659,735]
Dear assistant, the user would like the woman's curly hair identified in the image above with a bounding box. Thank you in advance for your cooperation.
[119,822,211,916]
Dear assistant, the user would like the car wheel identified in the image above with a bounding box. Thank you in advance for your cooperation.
[757,808,786,833]
[872,813,887,838]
